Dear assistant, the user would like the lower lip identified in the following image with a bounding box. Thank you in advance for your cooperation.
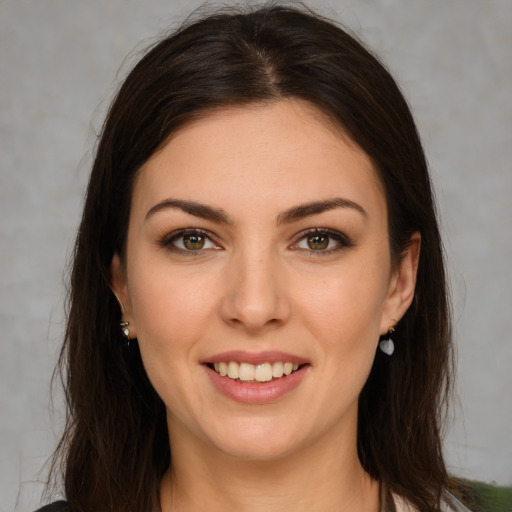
[204,365,309,405]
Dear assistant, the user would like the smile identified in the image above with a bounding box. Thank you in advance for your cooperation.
[203,351,310,404]
[211,361,301,382]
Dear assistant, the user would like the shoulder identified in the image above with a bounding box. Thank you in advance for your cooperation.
[392,492,473,512]
[33,501,71,512]
[442,492,473,512]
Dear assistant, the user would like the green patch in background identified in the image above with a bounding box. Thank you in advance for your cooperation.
[459,480,512,512]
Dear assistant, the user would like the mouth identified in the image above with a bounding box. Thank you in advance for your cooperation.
[203,351,310,403]
[206,361,307,383]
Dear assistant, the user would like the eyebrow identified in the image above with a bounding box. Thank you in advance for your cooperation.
[145,196,366,225]
[145,199,233,224]
[276,197,367,225]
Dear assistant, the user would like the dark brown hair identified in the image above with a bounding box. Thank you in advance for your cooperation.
[49,4,457,511]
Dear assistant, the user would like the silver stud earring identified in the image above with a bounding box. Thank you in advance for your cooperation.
[120,321,130,339]
[379,325,395,356]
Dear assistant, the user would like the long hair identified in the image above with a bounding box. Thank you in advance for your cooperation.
[48,4,456,511]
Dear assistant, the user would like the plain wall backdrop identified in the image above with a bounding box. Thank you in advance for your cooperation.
[1,1,511,510]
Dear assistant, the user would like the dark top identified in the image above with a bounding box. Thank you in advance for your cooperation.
[34,501,70,512]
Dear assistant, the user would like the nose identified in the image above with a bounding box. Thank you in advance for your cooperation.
[219,249,290,333]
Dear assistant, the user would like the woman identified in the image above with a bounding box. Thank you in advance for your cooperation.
[40,4,472,512]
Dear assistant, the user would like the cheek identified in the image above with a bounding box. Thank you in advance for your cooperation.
[128,267,218,358]
[298,263,389,336]
[126,268,221,420]
[293,252,391,381]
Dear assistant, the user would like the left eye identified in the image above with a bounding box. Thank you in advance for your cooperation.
[294,231,346,252]
[167,230,218,251]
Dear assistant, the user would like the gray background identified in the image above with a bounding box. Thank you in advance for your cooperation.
[1,1,511,510]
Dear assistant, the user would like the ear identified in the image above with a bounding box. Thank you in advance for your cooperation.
[110,253,136,337]
[380,232,421,334]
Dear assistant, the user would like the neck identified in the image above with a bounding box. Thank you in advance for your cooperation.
[160,419,380,512]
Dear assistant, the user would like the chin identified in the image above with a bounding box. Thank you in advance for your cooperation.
[200,416,307,462]
[213,436,298,462]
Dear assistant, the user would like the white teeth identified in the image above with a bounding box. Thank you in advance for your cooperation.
[212,361,301,381]
[254,363,273,382]
[272,361,284,378]
[227,361,239,379]
[239,363,255,381]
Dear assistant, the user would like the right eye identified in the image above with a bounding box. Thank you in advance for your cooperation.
[162,229,220,254]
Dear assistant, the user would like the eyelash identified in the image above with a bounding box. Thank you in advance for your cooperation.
[159,228,220,256]
[292,228,354,255]
[159,227,354,256]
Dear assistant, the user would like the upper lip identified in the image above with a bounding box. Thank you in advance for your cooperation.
[203,350,309,365]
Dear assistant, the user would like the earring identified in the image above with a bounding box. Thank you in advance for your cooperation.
[379,325,395,356]
[120,321,130,338]
[120,321,134,350]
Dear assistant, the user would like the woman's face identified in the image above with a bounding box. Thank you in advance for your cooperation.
[112,100,418,461]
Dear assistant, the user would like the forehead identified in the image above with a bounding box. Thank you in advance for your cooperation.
[133,99,385,220]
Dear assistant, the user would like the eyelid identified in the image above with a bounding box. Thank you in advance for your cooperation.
[158,227,353,255]
[159,228,222,254]
[290,227,354,253]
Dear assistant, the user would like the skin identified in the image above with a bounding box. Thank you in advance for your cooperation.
[111,99,420,512]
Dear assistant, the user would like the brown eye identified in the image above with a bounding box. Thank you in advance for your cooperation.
[294,229,353,254]
[183,233,206,250]
[307,234,329,251]
[165,229,218,253]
